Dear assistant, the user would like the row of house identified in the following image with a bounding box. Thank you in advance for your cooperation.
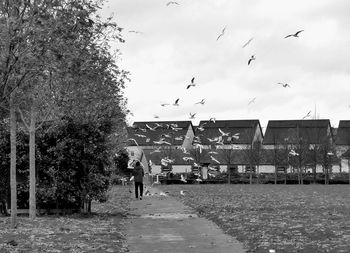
[126,119,350,176]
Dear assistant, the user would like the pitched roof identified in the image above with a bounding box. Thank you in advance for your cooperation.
[127,121,193,146]
[335,120,350,145]
[263,120,331,145]
[195,120,262,145]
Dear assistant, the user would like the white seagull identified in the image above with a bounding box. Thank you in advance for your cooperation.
[127,138,138,146]
[248,55,256,65]
[248,97,256,105]
[186,77,196,89]
[189,113,196,119]
[135,134,146,138]
[278,82,291,88]
[183,157,194,162]
[195,99,205,105]
[210,155,220,164]
[216,26,226,41]
[285,30,304,38]
[242,37,254,48]
[302,111,312,119]
[173,98,180,106]
[166,1,179,6]
[219,128,230,136]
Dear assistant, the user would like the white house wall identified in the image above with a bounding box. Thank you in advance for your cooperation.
[183,125,195,149]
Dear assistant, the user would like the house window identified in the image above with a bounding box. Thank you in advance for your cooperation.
[277,167,286,173]
[245,166,256,173]
[130,151,135,157]
[146,138,150,143]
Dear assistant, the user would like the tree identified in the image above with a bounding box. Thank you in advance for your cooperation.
[218,146,236,184]
[114,148,130,175]
[0,0,128,222]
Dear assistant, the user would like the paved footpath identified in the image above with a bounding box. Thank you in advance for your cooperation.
[125,187,246,253]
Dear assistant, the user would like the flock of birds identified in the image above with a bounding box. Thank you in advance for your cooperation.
[125,2,315,176]
[126,2,313,121]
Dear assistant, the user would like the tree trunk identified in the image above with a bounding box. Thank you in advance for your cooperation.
[10,94,17,228]
[228,165,231,184]
[274,165,277,184]
[29,106,36,219]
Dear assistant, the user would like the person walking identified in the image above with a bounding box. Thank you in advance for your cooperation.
[132,161,144,200]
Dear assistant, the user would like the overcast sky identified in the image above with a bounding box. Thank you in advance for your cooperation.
[99,0,350,130]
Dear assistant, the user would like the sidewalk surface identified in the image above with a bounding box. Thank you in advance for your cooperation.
[125,187,246,253]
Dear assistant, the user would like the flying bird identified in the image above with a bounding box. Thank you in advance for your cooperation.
[216,26,226,41]
[161,103,170,107]
[183,157,194,162]
[153,115,160,118]
[302,111,312,119]
[242,37,254,48]
[127,138,138,146]
[128,30,143,34]
[135,134,146,138]
[173,98,180,106]
[285,30,304,38]
[209,117,216,123]
[189,113,196,119]
[248,55,256,65]
[180,174,187,183]
[195,99,205,105]
[289,149,299,156]
[278,82,291,88]
[219,128,230,136]
[186,77,196,89]
[166,1,179,6]
[248,97,256,105]
[210,155,220,164]
[232,133,240,140]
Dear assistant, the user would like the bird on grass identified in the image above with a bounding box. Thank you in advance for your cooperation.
[216,26,226,41]
[248,55,256,65]
[180,190,187,196]
[242,37,254,48]
[285,30,304,38]
[186,77,196,89]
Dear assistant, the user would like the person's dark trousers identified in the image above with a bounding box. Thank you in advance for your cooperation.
[134,182,143,199]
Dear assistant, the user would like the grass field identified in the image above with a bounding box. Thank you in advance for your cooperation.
[0,186,131,253]
[159,184,350,253]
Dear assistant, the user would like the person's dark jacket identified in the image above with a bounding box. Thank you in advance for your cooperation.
[133,165,144,183]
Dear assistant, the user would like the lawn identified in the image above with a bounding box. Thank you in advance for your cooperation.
[159,184,350,253]
[0,186,131,253]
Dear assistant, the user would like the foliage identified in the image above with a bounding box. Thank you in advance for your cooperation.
[114,148,130,175]
[0,185,130,252]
